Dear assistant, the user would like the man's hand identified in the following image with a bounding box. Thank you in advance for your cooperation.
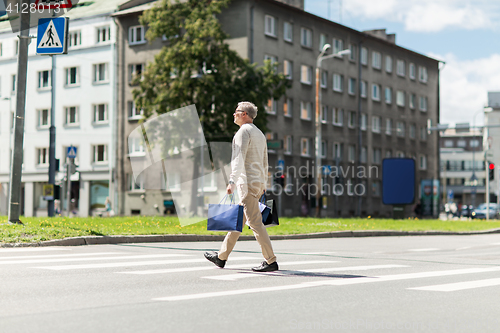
[227,183,236,194]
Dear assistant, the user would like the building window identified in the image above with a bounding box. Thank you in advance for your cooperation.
[284,98,293,117]
[361,47,368,65]
[420,127,427,141]
[265,15,276,37]
[300,65,312,84]
[348,78,356,95]
[15,40,18,56]
[301,27,312,47]
[68,30,81,47]
[333,74,343,92]
[360,147,367,163]
[385,87,392,104]
[265,99,277,115]
[300,101,312,120]
[396,59,405,76]
[321,105,328,123]
[284,135,292,155]
[409,63,416,79]
[419,96,428,111]
[321,70,328,88]
[372,116,381,133]
[96,25,111,43]
[128,101,143,120]
[93,104,108,123]
[372,181,381,197]
[333,143,342,161]
[349,44,356,61]
[385,150,392,158]
[396,151,405,158]
[301,138,310,156]
[348,111,356,128]
[93,63,109,83]
[129,63,144,84]
[129,173,145,191]
[93,144,108,163]
[372,51,381,69]
[37,70,51,89]
[37,148,48,166]
[420,155,427,170]
[333,38,344,55]
[457,140,466,147]
[283,21,293,42]
[128,137,145,156]
[332,108,343,126]
[360,113,367,131]
[444,140,453,147]
[129,25,146,45]
[470,139,480,148]
[12,74,16,93]
[372,84,380,101]
[385,119,392,135]
[37,109,50,128]
[65,67,79,86]
[319,33,328,52]
[284,60,293,79]
[409,93,416,109]
[321,140,327,158]
[65,106,79,125]
[264,54,278,66]
[419,66,428,83]
[361,81,367,98]
[397,121,405,137]
[348,145,356,162]
[385,56,392,73]
[373,148,382,164]
[409,123,416,139]
[396,90,405,107]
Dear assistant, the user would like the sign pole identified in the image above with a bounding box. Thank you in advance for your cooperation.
[8,0,31,224]
[48,52,56,216]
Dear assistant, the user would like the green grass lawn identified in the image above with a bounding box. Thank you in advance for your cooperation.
[1,215,500,244]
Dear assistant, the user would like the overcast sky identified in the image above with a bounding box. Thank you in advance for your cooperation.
[305,0,500,126]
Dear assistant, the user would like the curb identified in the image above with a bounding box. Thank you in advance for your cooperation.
[2,228,500,248]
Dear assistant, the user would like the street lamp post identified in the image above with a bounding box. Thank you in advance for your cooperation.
[315,45,350,217]
[471,110,483,207]
[2,97,13,213]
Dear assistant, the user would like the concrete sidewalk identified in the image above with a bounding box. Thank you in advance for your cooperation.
[2,228,500,247]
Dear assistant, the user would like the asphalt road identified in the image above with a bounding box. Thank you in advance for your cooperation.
[2,234,500,333]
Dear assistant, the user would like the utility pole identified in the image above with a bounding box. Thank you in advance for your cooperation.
[48,8,58,217]
[8,0,31,224]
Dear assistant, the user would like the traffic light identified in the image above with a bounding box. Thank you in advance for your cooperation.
[274,174,285,187]
[489,162,495,181]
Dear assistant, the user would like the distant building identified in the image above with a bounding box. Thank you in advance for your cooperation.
[440,129,485,207]
[484,91,500,204]
[113,0,441,218]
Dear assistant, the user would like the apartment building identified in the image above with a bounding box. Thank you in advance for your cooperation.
[484,91,500,204]
[0,0,123,217]
[112,0,440,218]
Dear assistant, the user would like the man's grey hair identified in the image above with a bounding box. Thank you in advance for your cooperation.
[237,101,258,119]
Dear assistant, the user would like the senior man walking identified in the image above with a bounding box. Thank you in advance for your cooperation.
[204,102,278,272]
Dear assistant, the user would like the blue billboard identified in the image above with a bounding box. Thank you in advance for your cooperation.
[382,158,416,205]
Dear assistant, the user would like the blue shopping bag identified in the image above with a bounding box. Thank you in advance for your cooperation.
[207,194,244,232]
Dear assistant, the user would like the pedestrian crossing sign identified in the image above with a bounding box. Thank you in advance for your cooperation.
[36,17,69,55]
[67,146,77,159]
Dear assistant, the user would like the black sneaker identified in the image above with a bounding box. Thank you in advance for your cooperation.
[204,251,226,268]
[252,261,279,272]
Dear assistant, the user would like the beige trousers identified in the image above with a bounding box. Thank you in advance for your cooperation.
[218,183,277,264]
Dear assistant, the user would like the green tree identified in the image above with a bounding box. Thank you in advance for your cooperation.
[134,0,290,141]
[134,0,290,215]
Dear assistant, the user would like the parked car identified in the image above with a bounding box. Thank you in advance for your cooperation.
[472,203,499,219]
[460,205,474,218]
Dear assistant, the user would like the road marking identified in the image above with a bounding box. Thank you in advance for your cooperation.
[36,256,256,270]
[408,278,500,292]
[203,264,408,281]
[0,252,125,260]
[154,266,500,301]
[303,252,337,255]
[407,248,441,252]
[115,258,309,275]
[0,247,71,253]
[6,254,189,265]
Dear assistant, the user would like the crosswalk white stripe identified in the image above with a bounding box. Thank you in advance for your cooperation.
[202,264,408,281]
[0,252,125,260]
[0,248,71,253]
[35,257,257,270]
[408,278,500,292]
[6,254,189,265]
[407,248,440,252]
[154,266,500,301]
[116,260,336,275]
